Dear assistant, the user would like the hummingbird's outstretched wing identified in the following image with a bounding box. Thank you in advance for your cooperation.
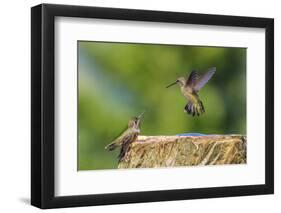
[105,138,122,151]
[105,128,130,151]
[186,70,199,87]
[193,67,216,91]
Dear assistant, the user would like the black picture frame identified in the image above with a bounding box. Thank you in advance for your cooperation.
[31,3,274,209]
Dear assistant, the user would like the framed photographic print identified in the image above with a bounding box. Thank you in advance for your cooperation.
[31,3,274,209]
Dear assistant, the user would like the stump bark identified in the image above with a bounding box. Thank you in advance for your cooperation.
[118,135,246,169]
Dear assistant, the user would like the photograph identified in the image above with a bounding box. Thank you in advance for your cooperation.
[78,41,247,170]
[30,3,274,209]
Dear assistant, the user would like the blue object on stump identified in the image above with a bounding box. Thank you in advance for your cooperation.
[177,133,206,136]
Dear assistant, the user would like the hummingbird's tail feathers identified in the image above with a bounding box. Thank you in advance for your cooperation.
[118,149,125,162]
[105,142,118,151]
[184,101,205,116]
[118,142,131,162]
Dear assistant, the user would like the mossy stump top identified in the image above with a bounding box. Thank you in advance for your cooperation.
[118,135,246,169]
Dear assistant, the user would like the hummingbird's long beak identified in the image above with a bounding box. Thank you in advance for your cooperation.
[166,81,177,88]
[137,111,145,119]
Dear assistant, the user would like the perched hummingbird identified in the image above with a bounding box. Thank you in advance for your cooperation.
[105,112,145,161]
[166,67,216,116]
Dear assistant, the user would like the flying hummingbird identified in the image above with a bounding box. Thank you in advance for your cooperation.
[166,67,216,116]
[105,111,145,161]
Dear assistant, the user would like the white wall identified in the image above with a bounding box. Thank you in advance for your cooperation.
[0,0,279,212]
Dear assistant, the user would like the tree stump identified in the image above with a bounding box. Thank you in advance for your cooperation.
[118,135,246,169]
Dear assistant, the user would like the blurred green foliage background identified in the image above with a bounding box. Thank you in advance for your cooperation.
[78,41,246,170]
